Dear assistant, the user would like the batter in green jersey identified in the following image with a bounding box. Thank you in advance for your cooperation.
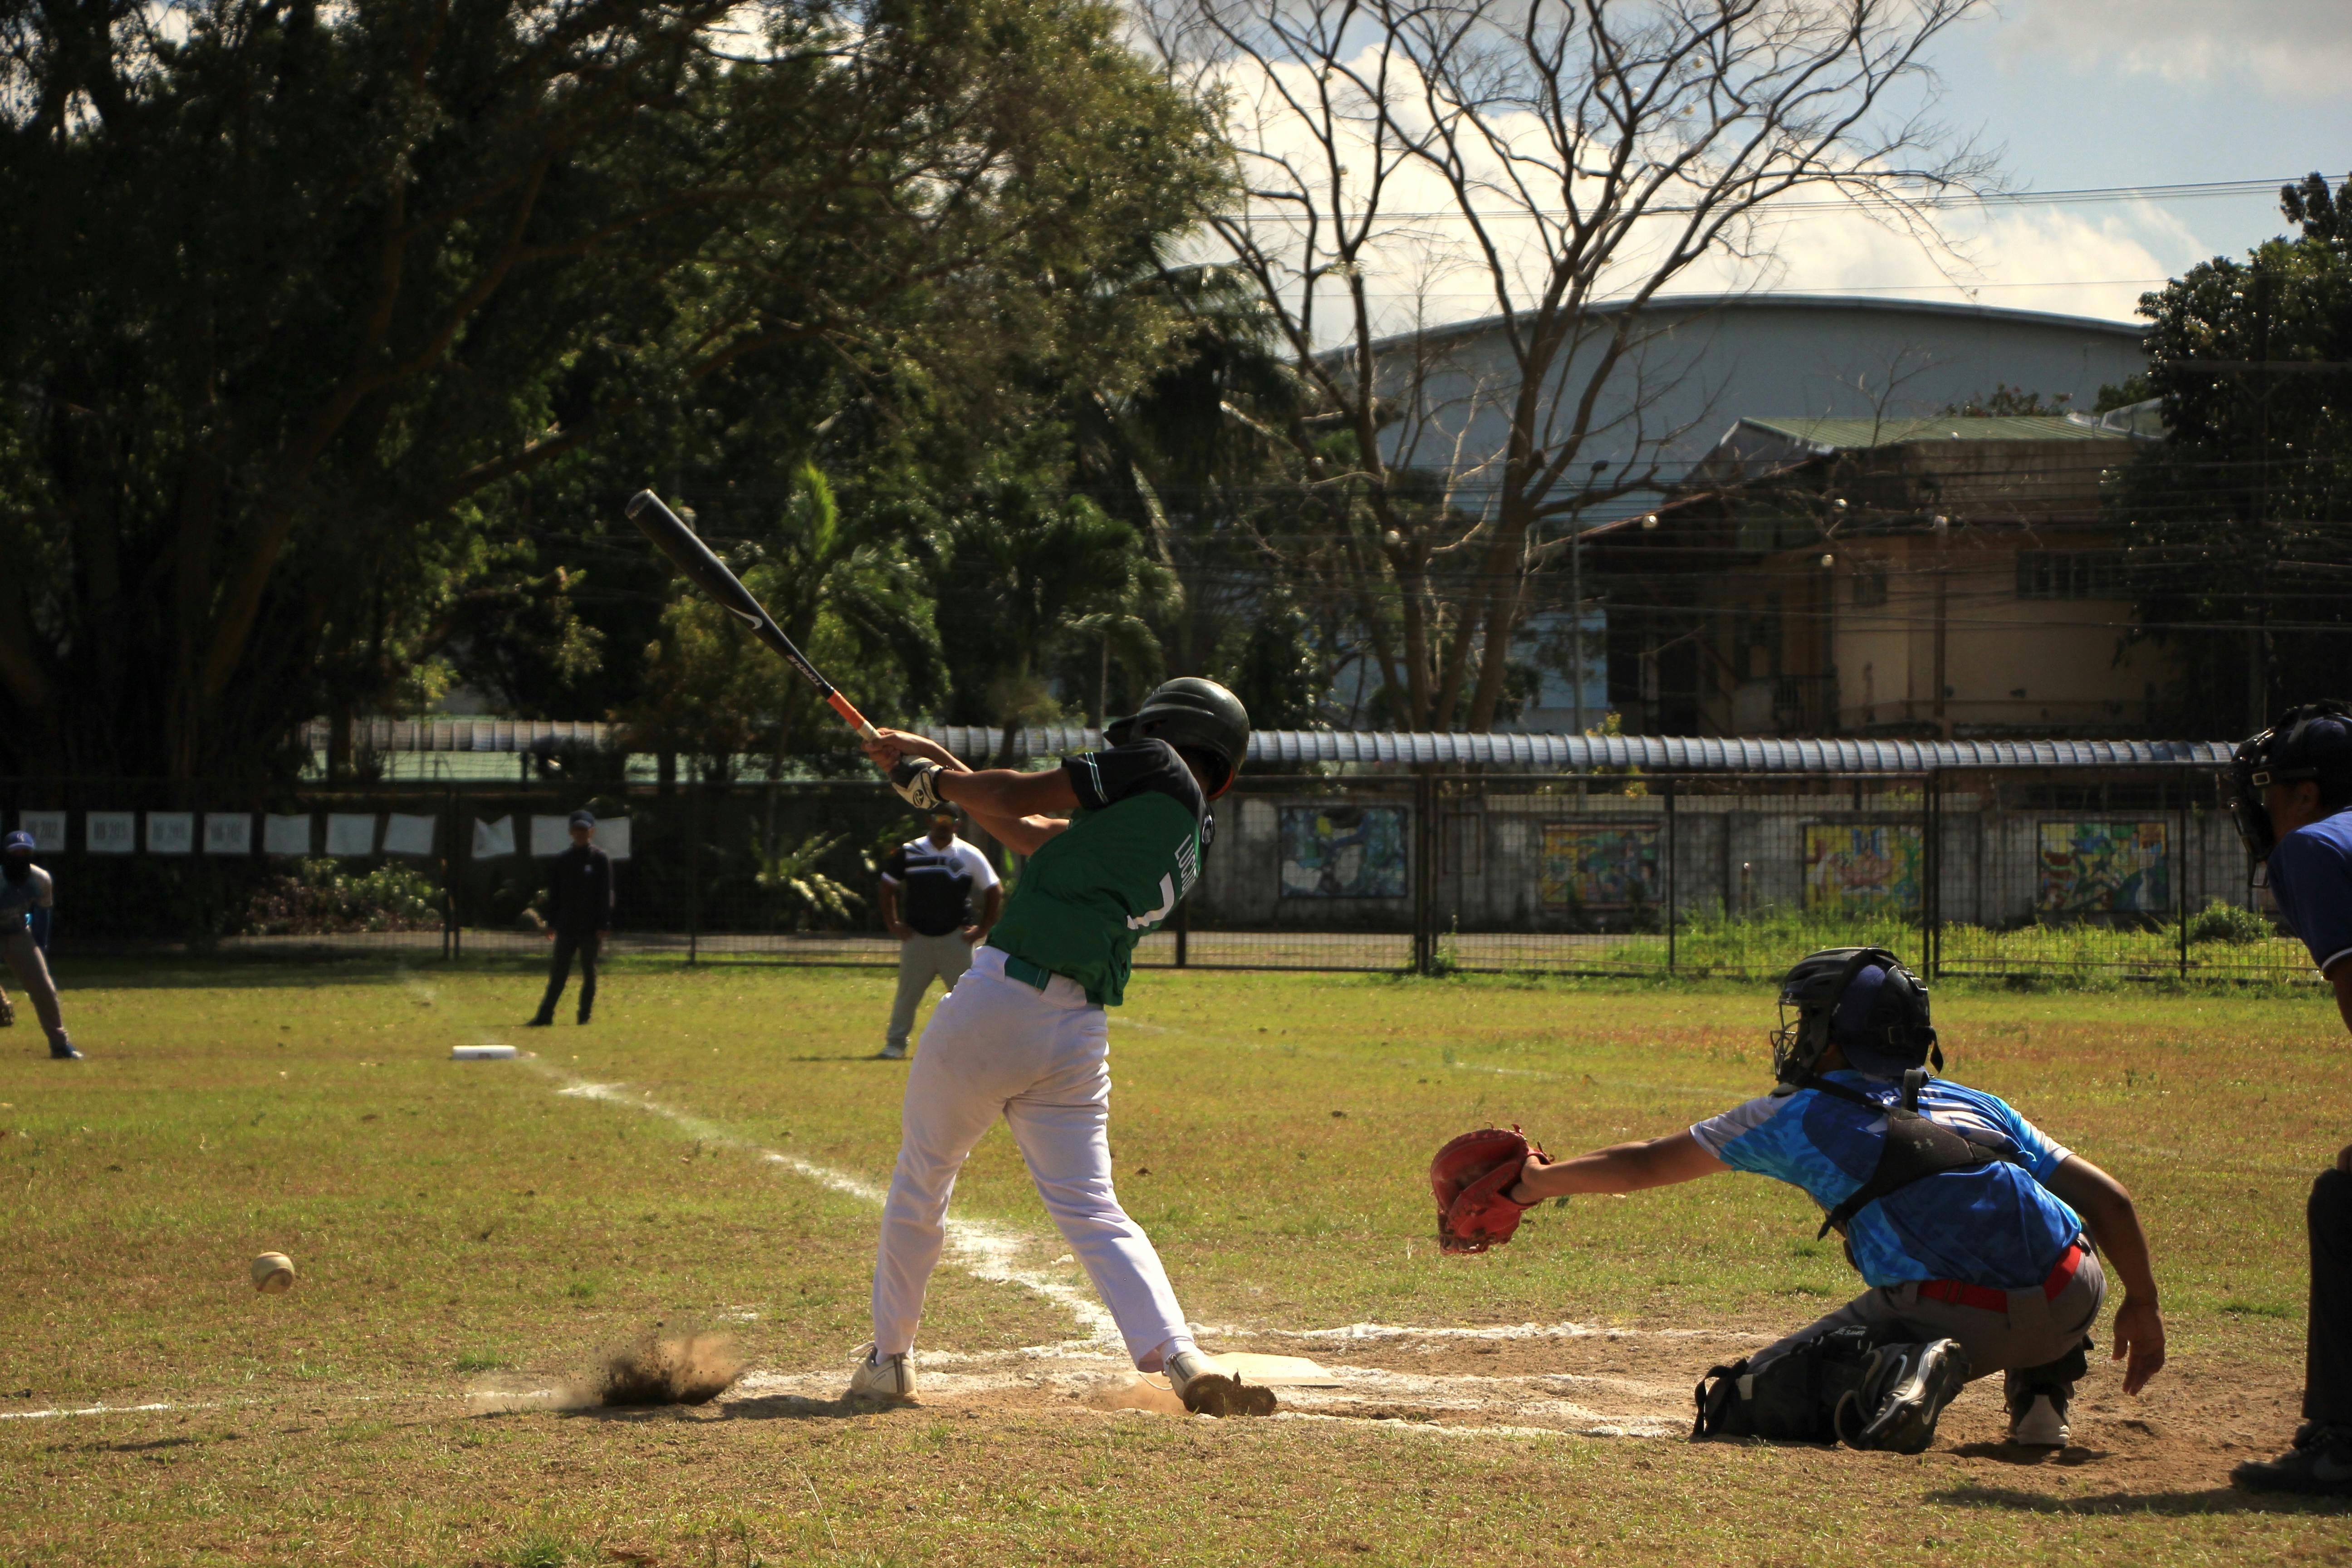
[985,739,1208,1005]
[847,679,1272,1417]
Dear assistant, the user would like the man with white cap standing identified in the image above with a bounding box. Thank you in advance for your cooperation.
[0,829,79,1058]
[528,809,612,1027]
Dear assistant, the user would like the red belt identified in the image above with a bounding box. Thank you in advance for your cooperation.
[1915,1242,2085,1314]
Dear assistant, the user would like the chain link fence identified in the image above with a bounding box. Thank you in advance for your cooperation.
[0,765,2308,984]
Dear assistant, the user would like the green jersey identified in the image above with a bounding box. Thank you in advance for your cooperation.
[986,740,1210,1006]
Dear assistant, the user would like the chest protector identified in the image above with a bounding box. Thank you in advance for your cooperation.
[1802,1071,2026,1242]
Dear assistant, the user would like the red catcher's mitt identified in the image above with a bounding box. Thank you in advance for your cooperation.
[1431,1126,1544,1254]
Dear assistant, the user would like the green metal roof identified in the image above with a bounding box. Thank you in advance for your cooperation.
[1741,415,2127,449]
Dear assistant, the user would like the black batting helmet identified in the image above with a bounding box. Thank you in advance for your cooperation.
[1106,677,1251,796]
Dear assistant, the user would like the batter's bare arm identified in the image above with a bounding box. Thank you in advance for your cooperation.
[861,730,1070,853]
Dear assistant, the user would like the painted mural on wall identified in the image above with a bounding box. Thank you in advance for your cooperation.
[2037,820,2170,914]
[1539,825,1660,910]
[1803,823,1924,914]
[1278,805,1408,899]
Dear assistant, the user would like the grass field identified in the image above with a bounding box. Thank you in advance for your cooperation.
[1,957,2347,1565]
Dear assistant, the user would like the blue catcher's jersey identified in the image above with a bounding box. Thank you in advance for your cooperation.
[1690,1070,2083,1290]
[2266,809,2352,975]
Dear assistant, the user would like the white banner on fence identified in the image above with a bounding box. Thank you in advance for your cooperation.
[146,812,195,854]
[86,812,135,854]
[204,813,253,855]
[473,816,516,859]
[325,813,377,857]
[593,817,631,861]
[264,814,313,856]
[15,811,65,852]
[529,815,574,857]
[382,813,437,858]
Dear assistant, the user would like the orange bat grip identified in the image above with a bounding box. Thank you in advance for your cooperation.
[827,690,879,741]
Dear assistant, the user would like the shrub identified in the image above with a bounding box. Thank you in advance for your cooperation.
[243,858,442,935]
[2187,899,2274,946]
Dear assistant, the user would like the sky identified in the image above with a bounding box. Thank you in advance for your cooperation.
[1173,0,2352,337]
[1853,0,2352,322]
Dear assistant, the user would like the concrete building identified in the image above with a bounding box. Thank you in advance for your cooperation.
[1345,294,2149,729]
[1585,413,2168,738]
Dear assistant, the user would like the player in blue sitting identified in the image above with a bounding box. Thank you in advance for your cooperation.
[1510,947,2166,1452]
[2227,702,2352,1496]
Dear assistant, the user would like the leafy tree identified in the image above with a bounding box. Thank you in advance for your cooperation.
[0,0,1225,777]
[2117,170,2352,734]
[622,465,937,779]
[935,480,1171,760]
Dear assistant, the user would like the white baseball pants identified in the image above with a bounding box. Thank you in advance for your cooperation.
[870,946,1191,1371]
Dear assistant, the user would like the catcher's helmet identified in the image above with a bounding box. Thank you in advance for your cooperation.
[1106,677,1251,796]
[1770,947,1938,1093]
[2227,700,2352,861]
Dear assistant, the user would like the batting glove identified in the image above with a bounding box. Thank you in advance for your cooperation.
[889,757,947,811]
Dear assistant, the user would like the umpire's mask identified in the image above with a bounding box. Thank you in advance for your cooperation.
[2228,700,2352,862]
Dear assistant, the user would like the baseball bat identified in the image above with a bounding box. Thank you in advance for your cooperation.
[623,488,880,741]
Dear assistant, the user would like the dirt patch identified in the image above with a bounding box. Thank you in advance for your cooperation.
[598,1324,746,1407]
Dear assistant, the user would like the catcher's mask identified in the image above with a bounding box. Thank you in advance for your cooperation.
[2227,700,2352,862]
[1770,947,1940,1095]
[1105,676,1251,798]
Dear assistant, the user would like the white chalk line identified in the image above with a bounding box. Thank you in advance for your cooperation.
[402,970,1121,1348]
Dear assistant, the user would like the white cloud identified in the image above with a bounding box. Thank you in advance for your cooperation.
[1996,0,2352,96]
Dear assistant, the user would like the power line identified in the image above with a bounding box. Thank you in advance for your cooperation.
[1225,175,2309,225]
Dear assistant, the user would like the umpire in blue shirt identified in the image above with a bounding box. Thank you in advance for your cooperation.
[528,810,613,1027]
[2228,702,2352,1495]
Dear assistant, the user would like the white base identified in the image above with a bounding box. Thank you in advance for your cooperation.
[451,1044,519,1061]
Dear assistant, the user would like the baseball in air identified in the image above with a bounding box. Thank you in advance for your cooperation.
[250,1252,296,1294]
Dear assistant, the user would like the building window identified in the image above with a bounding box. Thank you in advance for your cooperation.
[2016,550,2126,601]
[1851,567,1889,607]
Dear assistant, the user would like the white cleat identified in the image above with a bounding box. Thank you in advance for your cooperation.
[847,1343,916,1404]
[1165,1349,1276,1418]
[2009,1392,2070,1448]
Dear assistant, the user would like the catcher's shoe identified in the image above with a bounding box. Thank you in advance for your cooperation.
[0,994,15,1026]
[1833,1338,1970,1454]
[2008,1390,2070,1448]
[49,1033,82,1061]
[846,1343,916,1404]
[1165,1350,1277,1418]
[2234,1425,2352,1496]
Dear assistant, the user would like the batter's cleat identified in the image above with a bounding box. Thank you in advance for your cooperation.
[874,1044,908,1061]
[1833,1338,1970,1454]
[1165,1349,1278,1418]
[48,1034,82,1060]
[846,1343,916,1404]
[2234,1425,2352,1496]
[2008,1391,2070,1448]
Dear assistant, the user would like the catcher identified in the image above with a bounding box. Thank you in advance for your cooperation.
[1436,947,2166,1453]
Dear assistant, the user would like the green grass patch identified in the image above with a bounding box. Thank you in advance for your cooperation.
[0,958,2343,1563]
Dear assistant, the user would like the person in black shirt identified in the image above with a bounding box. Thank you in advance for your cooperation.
[528,810,613,1027]
[875,807,1001,1060]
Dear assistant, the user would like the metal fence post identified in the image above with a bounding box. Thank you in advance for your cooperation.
[1174,898,1189,968]
[1924,770,1941,979]
[2178,776,2190,979]
[688,774,702,966]
[1665,776,1677,975]
[442,783,457,961]
[1413,773,1434,976]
